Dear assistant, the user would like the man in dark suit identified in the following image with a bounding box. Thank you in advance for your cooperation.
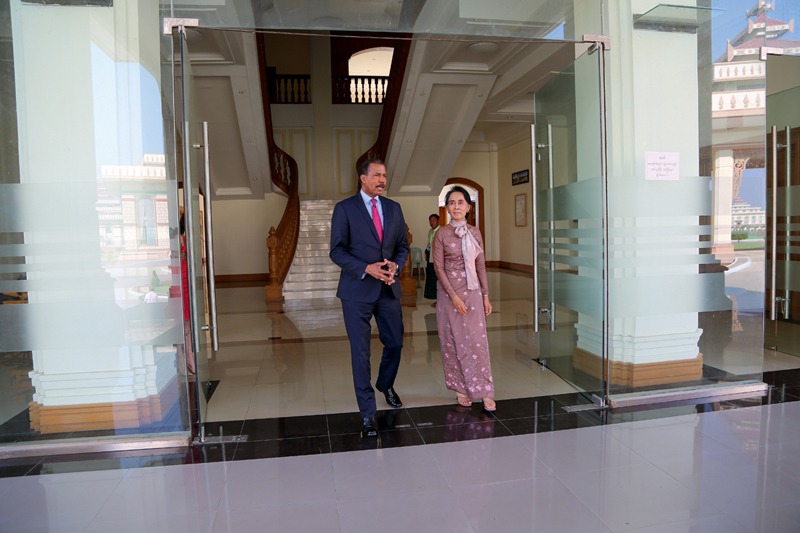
[329,158,409,437]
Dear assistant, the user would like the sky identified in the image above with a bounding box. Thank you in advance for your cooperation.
[93,43,165,176]
[711,0,800,58]
[711,0,800,208]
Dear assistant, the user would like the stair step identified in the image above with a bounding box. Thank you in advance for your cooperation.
[294,247,330,261]
[281,200,342,300]
[299,229,332,238]
[297,238,330,246]
[287,262,339,272]
[284,278,339,289]
[286,264,339,275]
[299,219,332,227]
[294,254,330,262]
[294,248,330,261]
[286,271,339,283]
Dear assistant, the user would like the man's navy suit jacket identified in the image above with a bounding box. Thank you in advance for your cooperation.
[329,194,409,302]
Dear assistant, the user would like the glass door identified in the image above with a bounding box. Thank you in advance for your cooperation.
[176,27,218,441]
[765,55,800,357]
[533,42,606,401]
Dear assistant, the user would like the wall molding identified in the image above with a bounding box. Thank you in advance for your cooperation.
[216,273,270,284]
[494,261,533,275]
[573,348,703,388]
[29,377,181,434]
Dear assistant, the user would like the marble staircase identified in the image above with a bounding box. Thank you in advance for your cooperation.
[282,199,340,300]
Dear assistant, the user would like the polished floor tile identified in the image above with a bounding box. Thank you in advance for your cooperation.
[5,272,800,531]
[453,476,612,533]
[428,435,550,487]
[331,445,450,501]
[337,488,473,533]
[2,405,800,531]
[556,461,723,531]
[211,500,341,533]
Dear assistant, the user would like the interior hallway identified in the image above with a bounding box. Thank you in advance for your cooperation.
[207,269,575,422]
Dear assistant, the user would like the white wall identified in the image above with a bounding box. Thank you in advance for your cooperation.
[211,193,287,276]
[392,195,441,260]
[497,140,534,267]
[210,133,529,276]
[450,150,500,261]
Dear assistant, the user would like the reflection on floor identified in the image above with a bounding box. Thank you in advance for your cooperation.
[207,271,800,422]
[207,270,575,421]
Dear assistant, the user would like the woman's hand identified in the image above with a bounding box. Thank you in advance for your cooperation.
[483,295,492,316]
[451,294,468,316]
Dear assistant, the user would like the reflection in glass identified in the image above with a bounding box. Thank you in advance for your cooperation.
[0,3,188,446]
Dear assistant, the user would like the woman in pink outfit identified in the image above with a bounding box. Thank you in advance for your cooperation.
[432,186,496,412]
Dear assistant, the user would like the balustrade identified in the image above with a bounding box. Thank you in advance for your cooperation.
[332,76,389,104]
[713,61,764,81]
[270,74,311,104]
[711,89,765,117]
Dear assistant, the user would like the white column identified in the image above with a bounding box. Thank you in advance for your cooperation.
[10,0,177,419]
[711,150,735,264]
[574,0,715,382]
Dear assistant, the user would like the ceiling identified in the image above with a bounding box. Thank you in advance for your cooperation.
[386,37,583,195]
[170,24,585,199]
[171,29,271,201]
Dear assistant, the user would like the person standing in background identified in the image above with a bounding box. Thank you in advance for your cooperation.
[179,215,195,375]
[423,213,440,302]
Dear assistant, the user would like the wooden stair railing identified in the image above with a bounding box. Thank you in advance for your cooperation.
[257,35,301,303]
[355,36,412,171]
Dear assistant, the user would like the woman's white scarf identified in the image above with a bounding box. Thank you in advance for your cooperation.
[450,220,483,290]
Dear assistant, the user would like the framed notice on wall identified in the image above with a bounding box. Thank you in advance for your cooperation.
[515,194,526,227]
[645,151,680,180]
[511,169,530,186]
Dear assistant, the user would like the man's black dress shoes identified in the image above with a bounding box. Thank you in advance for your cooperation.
[361,417,378,438]
[379,387,403,408]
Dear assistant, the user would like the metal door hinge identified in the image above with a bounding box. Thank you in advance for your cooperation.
[583,34,611,51]
[163,17,199,35]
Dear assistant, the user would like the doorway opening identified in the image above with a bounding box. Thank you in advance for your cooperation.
[175,27,607,437]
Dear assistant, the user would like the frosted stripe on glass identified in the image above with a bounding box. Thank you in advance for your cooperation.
[610,274,732,316]
[609,176,713,216]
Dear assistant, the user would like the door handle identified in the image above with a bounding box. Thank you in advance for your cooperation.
[202,122,220,351]
[538,307,551,329]
[531,124,540,333]
[771,125,778,321]
[784,126,791,320]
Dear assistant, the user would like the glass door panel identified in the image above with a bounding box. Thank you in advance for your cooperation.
[765,55,800,357]
[534,44,605,400]
[177,28,213,440]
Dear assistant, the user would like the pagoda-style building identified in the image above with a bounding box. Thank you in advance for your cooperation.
[708,0,798,263]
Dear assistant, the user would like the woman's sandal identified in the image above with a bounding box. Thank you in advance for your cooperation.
[482,398,496,412]
[456,393,472,407]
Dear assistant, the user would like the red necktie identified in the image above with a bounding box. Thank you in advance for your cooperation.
[371,198,383,242]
